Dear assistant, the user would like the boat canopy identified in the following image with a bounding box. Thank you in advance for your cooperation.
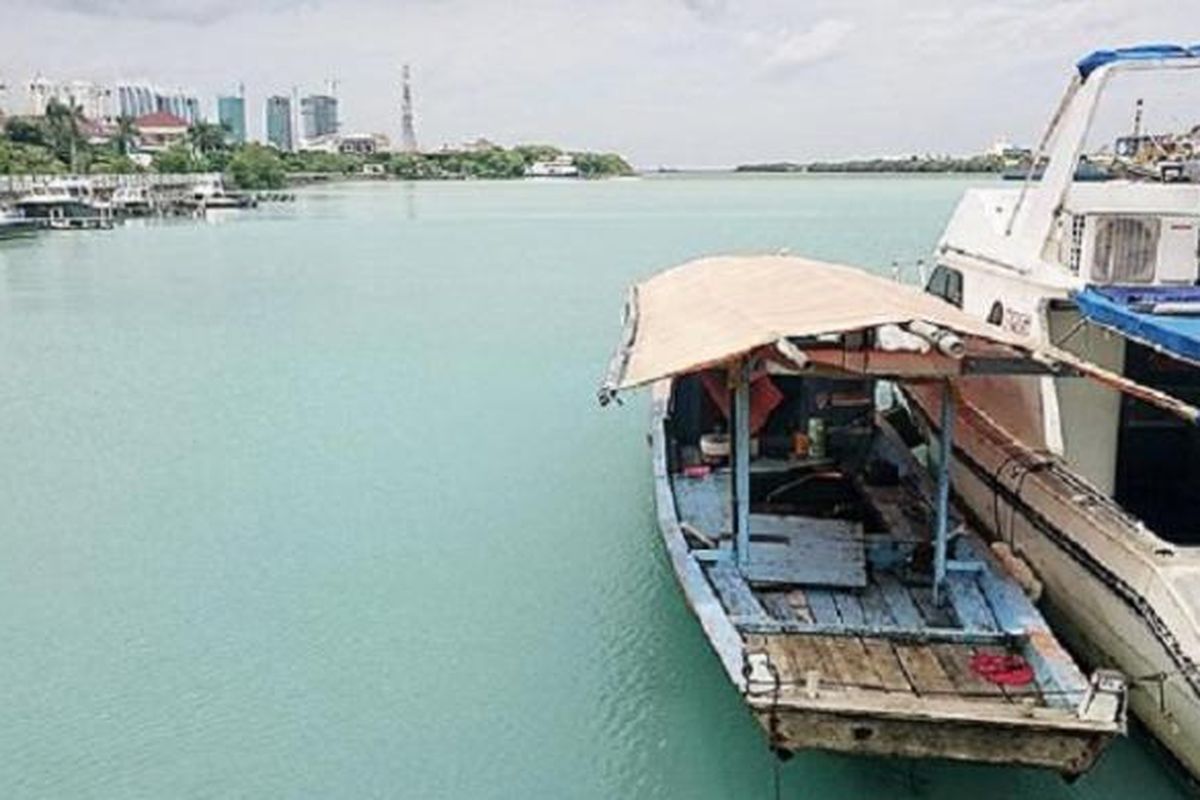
[1075,285,1200,367]
[1076,44,1200,81]
[599,255,1200,423]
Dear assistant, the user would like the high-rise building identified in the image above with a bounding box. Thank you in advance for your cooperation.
[301,94,338,140]
[28,77,114,120]
[115,83,199,124]
[265,95,293,151]
[218,94,246,144]
[400,64,417,153]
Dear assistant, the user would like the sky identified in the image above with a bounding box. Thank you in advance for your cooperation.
[1,0,1196,166]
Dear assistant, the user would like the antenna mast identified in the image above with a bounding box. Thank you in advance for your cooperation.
[401,64,418,153]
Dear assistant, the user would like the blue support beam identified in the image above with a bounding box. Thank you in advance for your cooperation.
[732,360,752,570]
[933,380,955,605]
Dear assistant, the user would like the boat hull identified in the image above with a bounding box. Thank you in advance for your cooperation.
[751,701,1110,775]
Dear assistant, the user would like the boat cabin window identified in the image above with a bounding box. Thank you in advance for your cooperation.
[924,265,963,308]
[1091,217,1159,284]
[1115,341,1200,545]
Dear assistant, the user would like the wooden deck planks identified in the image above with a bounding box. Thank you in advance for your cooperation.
[741,516,866,588]
[946,573,999,633]
[759,592,797,622]
[894,642,956,696]
[909,585,957,628]
[858,584,896,627]
[860,639,913,692]
[932,643,1007,701]
[832,593,866,627]
[805,589,842,626]
[876,573,926,628]
[786,590,813,623]
[708,562,770,622]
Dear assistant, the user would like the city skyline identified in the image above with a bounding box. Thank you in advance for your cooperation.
[2,0,1197,166]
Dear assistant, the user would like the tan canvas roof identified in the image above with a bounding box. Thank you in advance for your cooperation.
[608,255,1030,390]
[599,254,1200,424]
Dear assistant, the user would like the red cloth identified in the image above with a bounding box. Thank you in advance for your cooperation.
[698,369,784,435]
[969,653,1035,686]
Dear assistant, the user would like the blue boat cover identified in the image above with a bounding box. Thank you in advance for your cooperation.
[1076,44,1200,80]
[1075,285,1200,363]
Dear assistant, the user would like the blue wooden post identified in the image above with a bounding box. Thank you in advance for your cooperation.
[732,360,752,570]
[933,379,955,605]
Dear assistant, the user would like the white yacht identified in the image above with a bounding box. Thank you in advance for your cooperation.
[185,177,255,210]
[15,178,113,230]
[904,44,1200,779]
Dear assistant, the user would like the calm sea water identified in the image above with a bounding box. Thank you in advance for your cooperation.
[0,175,1190,799]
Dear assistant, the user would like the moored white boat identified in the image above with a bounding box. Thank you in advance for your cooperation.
[14,178,114,230]
[905,43,1200,778]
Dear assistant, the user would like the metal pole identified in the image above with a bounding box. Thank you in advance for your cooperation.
[933,379,955,605]
[732,359,752,570]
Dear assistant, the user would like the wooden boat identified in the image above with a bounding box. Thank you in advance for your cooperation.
[592,255,1200,775]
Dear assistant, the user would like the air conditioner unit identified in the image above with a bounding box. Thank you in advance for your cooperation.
[1079,214,1199,285]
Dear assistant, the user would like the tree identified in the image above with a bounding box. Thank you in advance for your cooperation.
[152,143,200,173]
[112,116,138,157]
[227,143,286,189]
[187,122,228,156]
[43,98,87,171]
[3,117,47,146]
[572,151,634,178]
[514,144,561,165]
[0,140,65,175]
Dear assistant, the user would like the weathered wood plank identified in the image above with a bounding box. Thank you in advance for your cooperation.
[932,643,1006,700]
[708,562,770,623]
[759,592,796,622]
[909,585,957,628]
[946,572,999,633]
[827,636,884,690]
[859,583,895,627]
[894,643,957,696]
[741,517,866,588]
[731,617,1013,644]
[672,471,729,539]
[807,636,852,685]
[860,639,914,693]
[877,573,925,628]
[786,590,813,623]
[833,593,867,627]
[805,589,842,626]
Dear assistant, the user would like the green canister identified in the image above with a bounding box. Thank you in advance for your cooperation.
[807,417,827,459]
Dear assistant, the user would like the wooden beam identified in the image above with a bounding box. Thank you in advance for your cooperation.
[731,359,752,569]
[731,617,1018,646]
[933,379,955,605]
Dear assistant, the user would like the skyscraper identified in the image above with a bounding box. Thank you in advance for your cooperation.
[266,95,293,151]
[300,94,338,140]
[218,94,246,144]
[115,83,199,123]
[401,65,417,153]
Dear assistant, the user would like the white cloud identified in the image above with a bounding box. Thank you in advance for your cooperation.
[752,18,856,75]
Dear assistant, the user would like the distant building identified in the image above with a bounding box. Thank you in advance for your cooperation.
[116,83,199,124]
[337,132,390,155]
[134,111,190,151]
[301,94,338,140]
[217,95,246,145]
[265,95,293,151]
[27,76,113,120]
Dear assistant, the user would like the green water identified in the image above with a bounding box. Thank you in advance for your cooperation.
[0,176,1189,798]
